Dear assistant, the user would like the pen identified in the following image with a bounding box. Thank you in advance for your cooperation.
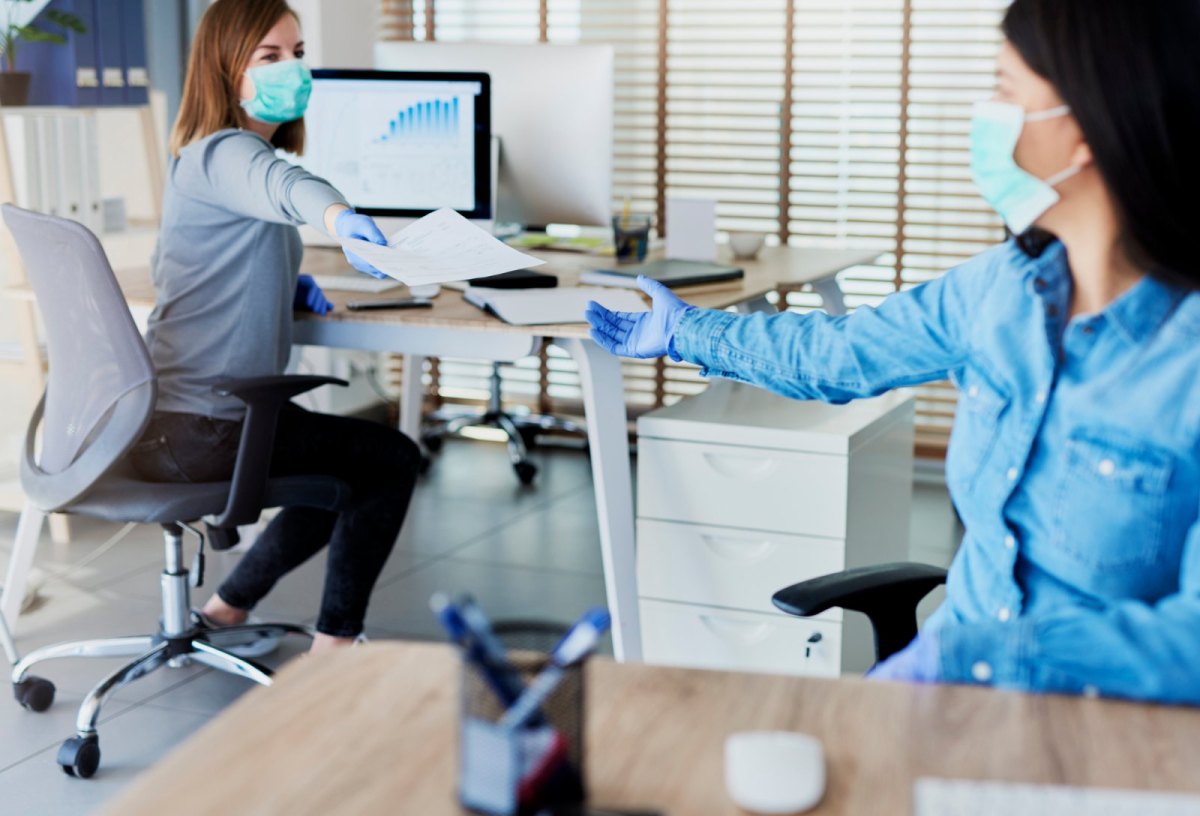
[499,608,611,730]
[430,593,526,706]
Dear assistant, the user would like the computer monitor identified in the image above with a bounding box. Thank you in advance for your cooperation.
[286,69,492,236]
[375,43,614,230]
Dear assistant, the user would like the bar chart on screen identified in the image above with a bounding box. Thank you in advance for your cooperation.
[294,79,480,212]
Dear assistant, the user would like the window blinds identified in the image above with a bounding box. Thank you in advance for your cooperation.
[380,0,1011,457]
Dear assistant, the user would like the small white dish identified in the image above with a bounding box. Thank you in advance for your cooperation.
[729,232,767,260]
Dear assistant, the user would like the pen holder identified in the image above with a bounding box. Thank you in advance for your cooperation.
[459,621,587,816]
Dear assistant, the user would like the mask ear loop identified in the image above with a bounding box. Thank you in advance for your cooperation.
[1025,104,1071,122]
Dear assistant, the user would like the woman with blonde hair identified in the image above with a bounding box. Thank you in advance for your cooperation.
[132,0,420,653]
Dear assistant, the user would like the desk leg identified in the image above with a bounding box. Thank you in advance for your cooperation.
[2,502,44,636]
[559,338,640,662]
[399,354,426,442]
[810,277,849,317]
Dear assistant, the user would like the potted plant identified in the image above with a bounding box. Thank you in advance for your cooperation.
[0,0,85,106]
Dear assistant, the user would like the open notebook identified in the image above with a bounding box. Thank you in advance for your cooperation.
[463,286,648,326]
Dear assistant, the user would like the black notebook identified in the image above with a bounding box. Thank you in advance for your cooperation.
[580,259,744,290]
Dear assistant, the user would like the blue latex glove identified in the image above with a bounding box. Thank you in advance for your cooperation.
[585,276,695,359]
[866,630,942,684]
[294,274,333,315]
[335,210,388,280]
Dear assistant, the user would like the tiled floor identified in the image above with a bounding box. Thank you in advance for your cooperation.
[0,437,959,815]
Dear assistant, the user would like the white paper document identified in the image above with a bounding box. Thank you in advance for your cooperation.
[338,208,545,286]
[463,286,649,326]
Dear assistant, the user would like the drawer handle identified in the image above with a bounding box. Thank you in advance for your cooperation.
[701,452,778,481]
[701,535,776,564]
[699,615,772,645]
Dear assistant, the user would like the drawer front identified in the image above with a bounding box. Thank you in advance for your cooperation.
[638,439,848,538]
[640,600,842,678]
[637,520,844,617]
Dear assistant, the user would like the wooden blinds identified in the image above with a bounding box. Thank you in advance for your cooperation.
[379,0,1012,457]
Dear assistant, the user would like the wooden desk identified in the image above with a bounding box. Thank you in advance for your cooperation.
[1,244,880,659]
[102,641,1200,816]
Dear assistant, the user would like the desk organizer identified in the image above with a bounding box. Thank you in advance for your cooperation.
[459,622,587,816]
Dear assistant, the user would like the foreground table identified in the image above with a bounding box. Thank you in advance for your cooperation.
[102,641,1200,816]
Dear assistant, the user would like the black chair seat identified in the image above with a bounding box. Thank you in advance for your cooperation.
[67,467,352,525]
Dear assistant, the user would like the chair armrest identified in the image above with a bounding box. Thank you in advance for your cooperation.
[772,562,948,663]
[206,375,347,530]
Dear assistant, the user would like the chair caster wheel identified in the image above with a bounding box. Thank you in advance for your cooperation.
[14,676,55,712]
[421,434,444,454]
[514,461,537,486]
[58,735,100,778]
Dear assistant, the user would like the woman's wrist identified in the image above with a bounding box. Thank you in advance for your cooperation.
[323,203,351,236]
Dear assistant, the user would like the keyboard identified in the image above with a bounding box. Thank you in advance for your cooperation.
[915,778,1200,816]
[308,274,403,294]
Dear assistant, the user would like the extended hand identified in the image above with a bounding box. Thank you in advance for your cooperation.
[866,630,942,684]
[335,210,388,280]
[585,276,695,359]
[294,274,333,315]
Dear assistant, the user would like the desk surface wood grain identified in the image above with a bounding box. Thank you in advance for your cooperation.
[9,244,877,340]
[101,642,1200,816]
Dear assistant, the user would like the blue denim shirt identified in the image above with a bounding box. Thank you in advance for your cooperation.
[672,239,1200,704]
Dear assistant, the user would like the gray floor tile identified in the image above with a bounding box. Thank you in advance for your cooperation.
[366,558,609,640]
[0,703,214,815]
[449,487,603,576]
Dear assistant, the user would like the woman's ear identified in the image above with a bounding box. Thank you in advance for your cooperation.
[1071,140,1094,172]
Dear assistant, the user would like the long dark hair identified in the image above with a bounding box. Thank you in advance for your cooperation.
[1003,0,1200,289]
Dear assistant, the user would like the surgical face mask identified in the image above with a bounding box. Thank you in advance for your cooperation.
[241,59,312,124]
[970,100,1080,235]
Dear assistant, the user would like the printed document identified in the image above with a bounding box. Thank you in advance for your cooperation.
[338,208,545,286]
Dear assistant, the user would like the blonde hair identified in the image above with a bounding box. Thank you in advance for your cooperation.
[170,0,304,157]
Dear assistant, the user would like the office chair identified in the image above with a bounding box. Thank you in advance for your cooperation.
[3,204,352,778]
[421,360,583,486]
[773,563,949,664]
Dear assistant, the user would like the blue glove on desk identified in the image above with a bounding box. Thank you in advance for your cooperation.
[335,210,388,279]
[585,276,695,359]
[866,630,942,684]
[294,274,333,315]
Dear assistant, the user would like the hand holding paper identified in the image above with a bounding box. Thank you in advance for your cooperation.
[338,208,544,287]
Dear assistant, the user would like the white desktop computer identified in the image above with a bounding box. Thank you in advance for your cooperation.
[285,69,493,244]
[374,42,615,230]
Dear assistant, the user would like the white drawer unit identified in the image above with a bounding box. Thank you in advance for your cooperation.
[640,600,842,678]
[636,383,915,676]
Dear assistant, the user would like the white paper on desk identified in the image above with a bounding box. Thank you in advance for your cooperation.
[464,286,649,326]
[338,208,545,287]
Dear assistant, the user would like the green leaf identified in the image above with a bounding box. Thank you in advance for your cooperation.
[15,24,66,45]
[45,10,86,34]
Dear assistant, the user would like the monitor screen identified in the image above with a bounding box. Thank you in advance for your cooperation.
[287,69,492,221]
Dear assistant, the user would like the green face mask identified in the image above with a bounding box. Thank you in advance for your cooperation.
[241,59,312,124]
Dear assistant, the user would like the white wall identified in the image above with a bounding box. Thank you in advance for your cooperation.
[289,0,379,69]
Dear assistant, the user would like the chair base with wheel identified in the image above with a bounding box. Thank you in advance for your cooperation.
[12,523,317,778]
[421,362,583,486]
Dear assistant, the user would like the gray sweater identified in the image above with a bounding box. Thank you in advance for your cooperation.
[145,129,348,419]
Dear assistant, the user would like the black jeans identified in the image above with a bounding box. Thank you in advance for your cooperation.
[129,406,420,637]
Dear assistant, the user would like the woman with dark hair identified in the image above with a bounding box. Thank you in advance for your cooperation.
[588,0,1200,703]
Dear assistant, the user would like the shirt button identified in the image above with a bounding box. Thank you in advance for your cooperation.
[971,661,994,683]
[997,607,1011,622]
[968,385,980,398]
[1006,467,1019,482]
[1034,391,1046,405]
[1004,535,1016,550]
[1083,685,1100,698]
[1097,459,1116,477]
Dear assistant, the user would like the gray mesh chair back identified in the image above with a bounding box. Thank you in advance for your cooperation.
[4,204,156,511]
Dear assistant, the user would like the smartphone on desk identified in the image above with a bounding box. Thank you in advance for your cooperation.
[346,297,434,311]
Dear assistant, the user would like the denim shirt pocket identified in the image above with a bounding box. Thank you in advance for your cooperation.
[1052,427,1174,571]
[945,371,1010,499]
